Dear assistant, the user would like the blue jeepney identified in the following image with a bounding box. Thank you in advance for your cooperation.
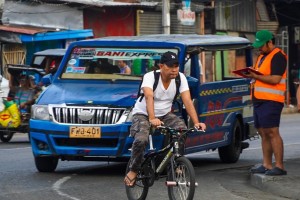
[30,34,257,172]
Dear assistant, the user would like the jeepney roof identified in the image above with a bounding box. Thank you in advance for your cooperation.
[80,34,251,48]
[34,49,66,56]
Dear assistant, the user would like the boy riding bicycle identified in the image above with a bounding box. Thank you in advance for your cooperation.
[124,51,206,187]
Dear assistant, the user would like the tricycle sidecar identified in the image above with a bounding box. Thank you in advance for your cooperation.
[0,49,65,143]
[0,66,43,143]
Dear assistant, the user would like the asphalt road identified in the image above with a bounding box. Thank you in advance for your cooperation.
[0,113,299,200]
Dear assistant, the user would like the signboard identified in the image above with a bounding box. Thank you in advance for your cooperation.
[177,0,195,26]
[177,9,195,26]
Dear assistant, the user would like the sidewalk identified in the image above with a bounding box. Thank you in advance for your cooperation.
[250,158,300,199]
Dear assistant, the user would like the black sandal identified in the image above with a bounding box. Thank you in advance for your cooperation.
[265,167,287,176]
[250,165,270,174]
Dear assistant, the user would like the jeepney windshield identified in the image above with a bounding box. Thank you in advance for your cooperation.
[61,47,178,80]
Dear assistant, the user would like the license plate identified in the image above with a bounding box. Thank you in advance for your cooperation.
[69,126,101,138]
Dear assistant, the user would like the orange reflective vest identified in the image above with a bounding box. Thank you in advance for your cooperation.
[252,48,287,103]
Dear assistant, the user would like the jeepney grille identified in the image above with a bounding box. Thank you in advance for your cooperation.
[51,107,127,124]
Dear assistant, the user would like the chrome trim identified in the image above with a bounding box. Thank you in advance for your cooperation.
[49,104,127,125]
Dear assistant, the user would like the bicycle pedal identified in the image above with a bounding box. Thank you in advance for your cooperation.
[165,181,198,187]
[165,181,177,186]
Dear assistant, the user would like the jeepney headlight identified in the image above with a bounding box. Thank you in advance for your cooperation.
[31,105,50,120]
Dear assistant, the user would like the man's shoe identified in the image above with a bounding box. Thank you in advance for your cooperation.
[249,165,269,174]
[265,167,287,176]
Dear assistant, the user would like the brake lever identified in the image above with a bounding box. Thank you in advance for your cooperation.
[193,126,206,133]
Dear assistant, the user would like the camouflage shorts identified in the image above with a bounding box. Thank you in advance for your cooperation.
[128,113,186,172]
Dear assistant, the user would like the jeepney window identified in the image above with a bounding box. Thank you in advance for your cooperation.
[60,47,177,80]
[199,48,248,83]
[215,49,247,81]
[32,56,47,69]
[32,55,63,71]
[184,54,203,82]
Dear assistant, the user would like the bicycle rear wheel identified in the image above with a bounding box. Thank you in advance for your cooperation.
[125,162,149,200]
[167,156,196,200]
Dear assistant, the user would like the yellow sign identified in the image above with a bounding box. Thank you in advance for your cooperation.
[69,126,101,138]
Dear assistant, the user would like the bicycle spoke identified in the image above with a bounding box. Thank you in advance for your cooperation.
[176,165,189,199]
[167,157,196,200]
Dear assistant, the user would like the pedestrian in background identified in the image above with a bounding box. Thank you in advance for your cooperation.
[297,83,300,112]
[247,30,287,176]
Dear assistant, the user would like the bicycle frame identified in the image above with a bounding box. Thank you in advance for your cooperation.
[142,128,185,178]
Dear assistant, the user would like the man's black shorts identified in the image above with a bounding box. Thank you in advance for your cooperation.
[253,101,284,128]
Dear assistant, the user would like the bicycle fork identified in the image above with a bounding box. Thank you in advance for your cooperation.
[164,142,198,187]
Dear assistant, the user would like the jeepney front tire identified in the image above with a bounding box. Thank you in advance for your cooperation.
[0,131,14,143]
[218,119,242,163]
[35,156,58,172]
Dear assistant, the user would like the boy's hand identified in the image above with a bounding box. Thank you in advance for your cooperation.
[149,118,163,127]
[194,122,206,131]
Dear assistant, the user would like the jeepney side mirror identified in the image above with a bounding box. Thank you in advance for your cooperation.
[41,74,52,86]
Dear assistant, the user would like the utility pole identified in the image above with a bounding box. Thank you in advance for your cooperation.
[162,0,170,34]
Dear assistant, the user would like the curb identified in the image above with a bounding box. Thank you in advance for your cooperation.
[250,173,300,199]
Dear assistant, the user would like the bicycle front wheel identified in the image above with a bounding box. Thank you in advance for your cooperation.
[125,162,149,200]
[167,156,196,200]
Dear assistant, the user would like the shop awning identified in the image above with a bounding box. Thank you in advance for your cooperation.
[20,29,94,42]
[0,25,93,43]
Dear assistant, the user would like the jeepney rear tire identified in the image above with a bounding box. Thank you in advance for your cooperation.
[218,119,242,163]
[0,131,14,143]
[35,156,58,172]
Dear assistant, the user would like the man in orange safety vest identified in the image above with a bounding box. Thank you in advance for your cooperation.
[246,30,287,176]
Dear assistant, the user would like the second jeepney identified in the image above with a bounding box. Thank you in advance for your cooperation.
[30,34,257,172]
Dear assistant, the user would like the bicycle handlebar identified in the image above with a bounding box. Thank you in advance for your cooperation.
[156,126,205,134]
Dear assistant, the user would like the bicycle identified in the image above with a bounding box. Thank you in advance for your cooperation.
[125,126,203,200]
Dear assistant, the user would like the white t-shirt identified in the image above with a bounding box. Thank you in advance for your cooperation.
[133,71,189,117]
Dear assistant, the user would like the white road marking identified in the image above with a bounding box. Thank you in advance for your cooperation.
[52,175,80,200]
[0,147,31,151]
